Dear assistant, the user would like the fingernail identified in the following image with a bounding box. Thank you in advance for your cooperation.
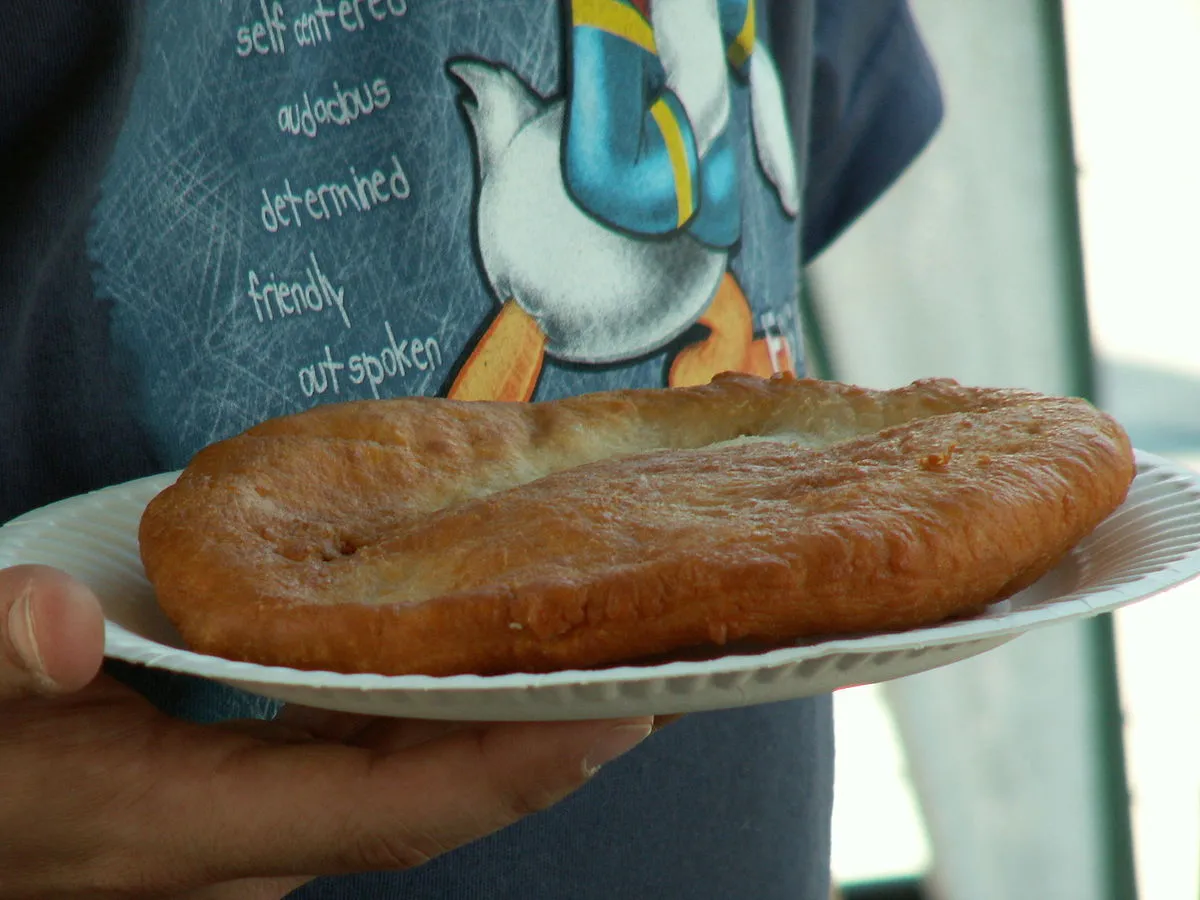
[8,587,55,689]
[583,721,653,777]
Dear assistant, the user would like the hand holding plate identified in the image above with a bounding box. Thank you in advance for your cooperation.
[0,564,652,897]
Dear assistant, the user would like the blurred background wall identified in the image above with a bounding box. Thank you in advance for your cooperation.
[825,1,1200,898]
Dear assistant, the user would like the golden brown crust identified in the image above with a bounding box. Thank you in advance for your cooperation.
[138,374,1136,675]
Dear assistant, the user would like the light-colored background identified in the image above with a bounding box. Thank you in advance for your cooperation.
[825,0,1200,897]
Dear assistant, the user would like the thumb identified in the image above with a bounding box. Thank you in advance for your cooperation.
[0,565,105,701]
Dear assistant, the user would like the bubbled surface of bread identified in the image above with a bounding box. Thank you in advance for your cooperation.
[138,374,1136,675]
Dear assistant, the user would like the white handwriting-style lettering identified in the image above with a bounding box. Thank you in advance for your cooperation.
[260,153,411,232]
[246,251,351,328]
[235,0,288,57]
[277,77,392,138]
[297,322,443,399]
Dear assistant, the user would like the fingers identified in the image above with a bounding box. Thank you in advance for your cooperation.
[0,565,105,701]
[177,875,311,900]
[271,705,468,750]
[176,716,653,879]
[273,706,684,746]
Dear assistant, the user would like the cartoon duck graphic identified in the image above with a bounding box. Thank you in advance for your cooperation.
[447,0,800,402]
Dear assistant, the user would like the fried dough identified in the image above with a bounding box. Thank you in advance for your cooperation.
[138,374,1135,675]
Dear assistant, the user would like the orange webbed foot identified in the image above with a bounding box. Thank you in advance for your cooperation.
[447,301,547,402]
[669,274,795,387]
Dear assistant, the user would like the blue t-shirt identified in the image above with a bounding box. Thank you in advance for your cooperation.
[90,0,808,452]
[0,1,941,896]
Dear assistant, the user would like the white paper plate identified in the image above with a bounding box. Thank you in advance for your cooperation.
[2,451,1199,721]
